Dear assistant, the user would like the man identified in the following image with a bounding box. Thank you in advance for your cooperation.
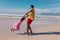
[11,5,35,35]
[26,5,35,35]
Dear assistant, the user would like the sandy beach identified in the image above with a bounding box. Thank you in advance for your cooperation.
[0,17,60,40]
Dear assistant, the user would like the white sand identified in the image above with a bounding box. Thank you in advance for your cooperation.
[0,17,60,40]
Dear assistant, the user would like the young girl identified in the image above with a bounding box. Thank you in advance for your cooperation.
[11,15,27,32]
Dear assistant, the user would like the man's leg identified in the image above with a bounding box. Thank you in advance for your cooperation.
[28,25,33,34]
[27,18,33,35]
[27,25,30,35]
[27,24,33,34]
[27,25,32,35]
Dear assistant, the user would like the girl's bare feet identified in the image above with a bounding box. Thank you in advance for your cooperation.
[11,29,16,32]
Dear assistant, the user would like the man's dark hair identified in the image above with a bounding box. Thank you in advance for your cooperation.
[30,5,34,8]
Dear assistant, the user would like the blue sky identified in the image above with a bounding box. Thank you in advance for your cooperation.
[0,0,60,15]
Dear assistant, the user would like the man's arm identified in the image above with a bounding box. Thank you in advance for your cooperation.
[20,10,32,21]
[25,10,32,16]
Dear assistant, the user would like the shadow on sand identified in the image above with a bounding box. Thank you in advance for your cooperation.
[17,32,60,35]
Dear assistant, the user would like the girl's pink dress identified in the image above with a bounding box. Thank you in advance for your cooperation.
[12,21,22,30]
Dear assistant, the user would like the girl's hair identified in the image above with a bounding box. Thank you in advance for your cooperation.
[30,5,34,8]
